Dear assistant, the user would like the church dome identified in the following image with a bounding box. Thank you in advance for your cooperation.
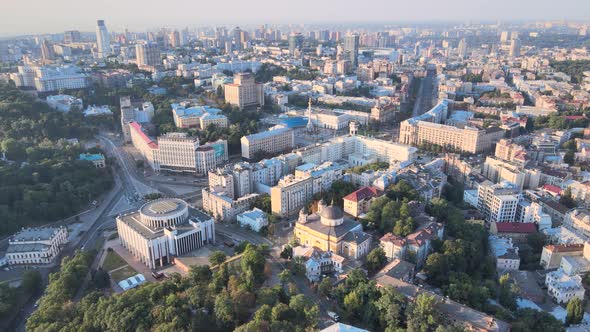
[320,204,344,226]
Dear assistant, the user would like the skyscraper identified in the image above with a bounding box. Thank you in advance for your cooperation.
[136,41,161,67]
[40,40,54,62]
[458,38,468,59]
[288,33,304,56]
[509,38,521,57]
[95,20,110,59]
[169,31,181,48]
[344,33,359,67]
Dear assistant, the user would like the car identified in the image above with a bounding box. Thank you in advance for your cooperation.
[152,271,164,280]
[223,241,235,248]
[327,311,339,322]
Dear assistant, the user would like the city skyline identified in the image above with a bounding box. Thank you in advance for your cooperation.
[1,0,590,37]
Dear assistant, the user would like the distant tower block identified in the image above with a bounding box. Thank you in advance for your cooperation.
[349,121,359,136]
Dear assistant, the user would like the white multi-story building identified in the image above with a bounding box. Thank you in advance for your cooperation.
[201,188,259,222]
[46,95,83,112]
[271,175,314,217]
[6,227,68,265]
[10,65,90,92]
[477,181,521,223]
[121,96,154,142]
[563,209,590,242]
[83,105,113,117]
[545,269,585,304]
[116,198,215,269]
[237,208,269,232]
[171,103,227,129]
[241,127,295,160]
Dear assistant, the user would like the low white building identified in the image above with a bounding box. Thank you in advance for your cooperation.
[545,269,585,304]
[489,235,520,271]
[116,198,215,269]
[293,246,345,282]
[84,105,113,117]
[46,94,83,112]
[237,208,268,232]
[6,226,68,265]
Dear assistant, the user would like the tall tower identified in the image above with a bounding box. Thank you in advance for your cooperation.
[306,98,315,133]
[96,20,110,59]
[457,38,468,59]
[509,39,521,57]
[344,33,360,67]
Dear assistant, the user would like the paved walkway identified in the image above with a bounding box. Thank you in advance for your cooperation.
[107,240,156,283]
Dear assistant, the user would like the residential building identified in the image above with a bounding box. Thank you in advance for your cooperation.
[5,227,68,265]
[135,41,161,68]
[540,244,584,269]
[224,72,264,109]
[379,222,444,267]
[79,153,106,168]
[343,186,384,217]
[120,97,154,142]
[201,187,259,222]
[477,181,521,223]
[237,208,268,232]
[117,199,215,269]
[489,235,520,271]
[294,201,371,260]
[46,95,83,112]
[293,246,345,283]
[10,65,90,92]
[545,269,585,304]
[344,33,360,67]
[490,222,537,242]
[241,127,295,160]
[563,209,590,242]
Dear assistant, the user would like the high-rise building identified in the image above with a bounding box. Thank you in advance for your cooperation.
[500,31,510,43]
[224,72,264,109]
[40,40,54,62]
[135,41,160,67]
[289,33,304,55]
[95,20,111,59]
[241,128,295,160]
[509,38,521,57]
[343,33,359,67]
[64,30,81,43]
[169,31,181,48]
[457,38,468,59]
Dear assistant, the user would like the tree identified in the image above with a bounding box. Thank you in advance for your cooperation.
[366,247,387,273]
[498,274,517,311]
[189,265,212,285]
[240,244,266,289]
[209,251,227,266]
[22,270,43,295]
[566,298,584,326]
[407,293,440,332]
[318,278,333,298]
[214,291,235,327]
[375,286,407,330]
[279,269,292,286]
[280,245,293,260]
[511,308,565,332]
[92,268,110,289]
[560,188,577,209]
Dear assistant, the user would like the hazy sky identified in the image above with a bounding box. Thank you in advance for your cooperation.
[1,0,589,36]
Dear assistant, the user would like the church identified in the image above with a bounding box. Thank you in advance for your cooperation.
[294,200,372,260]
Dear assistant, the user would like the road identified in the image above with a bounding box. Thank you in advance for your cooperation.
[412,67,437,117]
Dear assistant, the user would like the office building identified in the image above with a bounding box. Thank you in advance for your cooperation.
[343,33,359,67]
[295,201,371,260]
[399,101,504,154]
[241,127,295,160]
[136,41,160,68]
[120,97,155,142]
[95,20,110,59]
[6,227,68,265]
[116,198,215,269]
[171,103,227,129]
[224,72,265,109]
[271,175,314,217]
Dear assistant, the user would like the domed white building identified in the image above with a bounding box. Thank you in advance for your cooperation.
[294,200,371,260]
[116,198,215,269]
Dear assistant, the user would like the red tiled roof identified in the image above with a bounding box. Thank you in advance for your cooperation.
[495,222,537,234]
[542,184,562,195]
[565,115,586,121]
[130,122,158,149]
[343,186,383,203]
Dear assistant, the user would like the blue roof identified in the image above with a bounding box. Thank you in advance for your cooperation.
[79,153,104,161]
[280,116,308,128]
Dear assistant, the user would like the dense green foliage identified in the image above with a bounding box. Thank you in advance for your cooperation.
[27,245,318,332]
[0,84,113,235]
[363,197,416,236]
[566,298,584,326]
[551,60,590,84]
